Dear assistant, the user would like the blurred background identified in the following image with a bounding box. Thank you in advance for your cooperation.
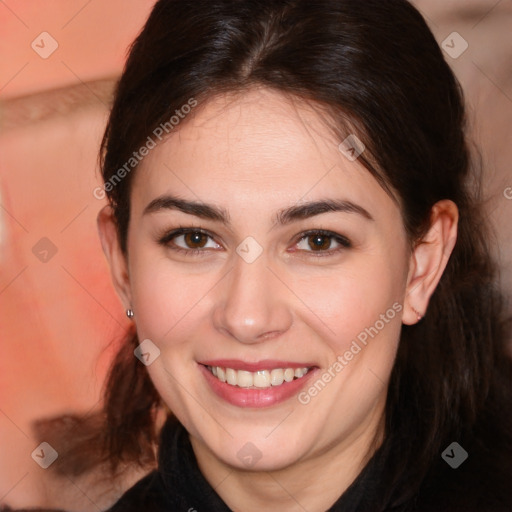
[1,0,511,510]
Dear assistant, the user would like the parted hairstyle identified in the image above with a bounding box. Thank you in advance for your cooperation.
[34,0,512,508]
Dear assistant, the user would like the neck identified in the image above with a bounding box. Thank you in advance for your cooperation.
[189,403,386,512]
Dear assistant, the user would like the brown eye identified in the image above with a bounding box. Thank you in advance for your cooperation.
[158,228,221,254]
[295,230,351,256]
[307,233,332,251]
[183,231,209,249]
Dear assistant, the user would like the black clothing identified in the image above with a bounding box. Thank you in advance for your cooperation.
[104,415,512,512]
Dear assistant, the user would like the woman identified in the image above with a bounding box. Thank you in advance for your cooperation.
[13,0,512,510]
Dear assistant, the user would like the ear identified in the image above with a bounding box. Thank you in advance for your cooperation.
[97,205,132,311]
[403,200,458,325]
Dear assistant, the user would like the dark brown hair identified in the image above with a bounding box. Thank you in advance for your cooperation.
[35,0,512,506]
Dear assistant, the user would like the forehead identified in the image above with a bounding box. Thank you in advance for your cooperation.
[131,88,394,223]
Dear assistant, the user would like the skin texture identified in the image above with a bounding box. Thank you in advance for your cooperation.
[98,87,458,511]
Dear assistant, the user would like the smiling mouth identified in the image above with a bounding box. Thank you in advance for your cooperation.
[205,365,312,388]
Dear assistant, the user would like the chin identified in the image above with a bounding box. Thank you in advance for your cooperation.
[223,446,304,473]
[204,427,310,472]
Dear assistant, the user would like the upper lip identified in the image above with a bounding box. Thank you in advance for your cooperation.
[199,359,317,371]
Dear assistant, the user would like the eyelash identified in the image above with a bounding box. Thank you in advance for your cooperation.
[157,226,351,258]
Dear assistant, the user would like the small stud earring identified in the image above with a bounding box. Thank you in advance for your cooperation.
[126,308,134,319]
[412,307,422,321]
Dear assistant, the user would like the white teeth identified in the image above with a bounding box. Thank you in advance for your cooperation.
[253,370,271,388]
[208,366,310,388]
[226,368,237,386]
[270,369,284,386]
[284,368,295,382]
[237,370,253,388]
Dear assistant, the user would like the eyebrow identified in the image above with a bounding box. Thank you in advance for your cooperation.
[143,194,374,226]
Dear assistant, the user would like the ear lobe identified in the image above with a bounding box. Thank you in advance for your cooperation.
[403,200,458,325]
[97,205,132,310]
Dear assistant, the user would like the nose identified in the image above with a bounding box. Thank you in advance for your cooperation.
[212,252,293,345]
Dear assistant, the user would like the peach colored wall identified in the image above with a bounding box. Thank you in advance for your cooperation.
[0,0,155,98]
[0,2,156,510]
[0,1,511,511]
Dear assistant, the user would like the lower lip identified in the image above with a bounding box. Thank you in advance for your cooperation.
[199,364,317,408]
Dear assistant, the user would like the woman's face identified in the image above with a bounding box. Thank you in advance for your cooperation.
[122,88,411,471]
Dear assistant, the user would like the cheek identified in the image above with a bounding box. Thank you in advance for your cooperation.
[291,254,405,355]
[127,247,212,342]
